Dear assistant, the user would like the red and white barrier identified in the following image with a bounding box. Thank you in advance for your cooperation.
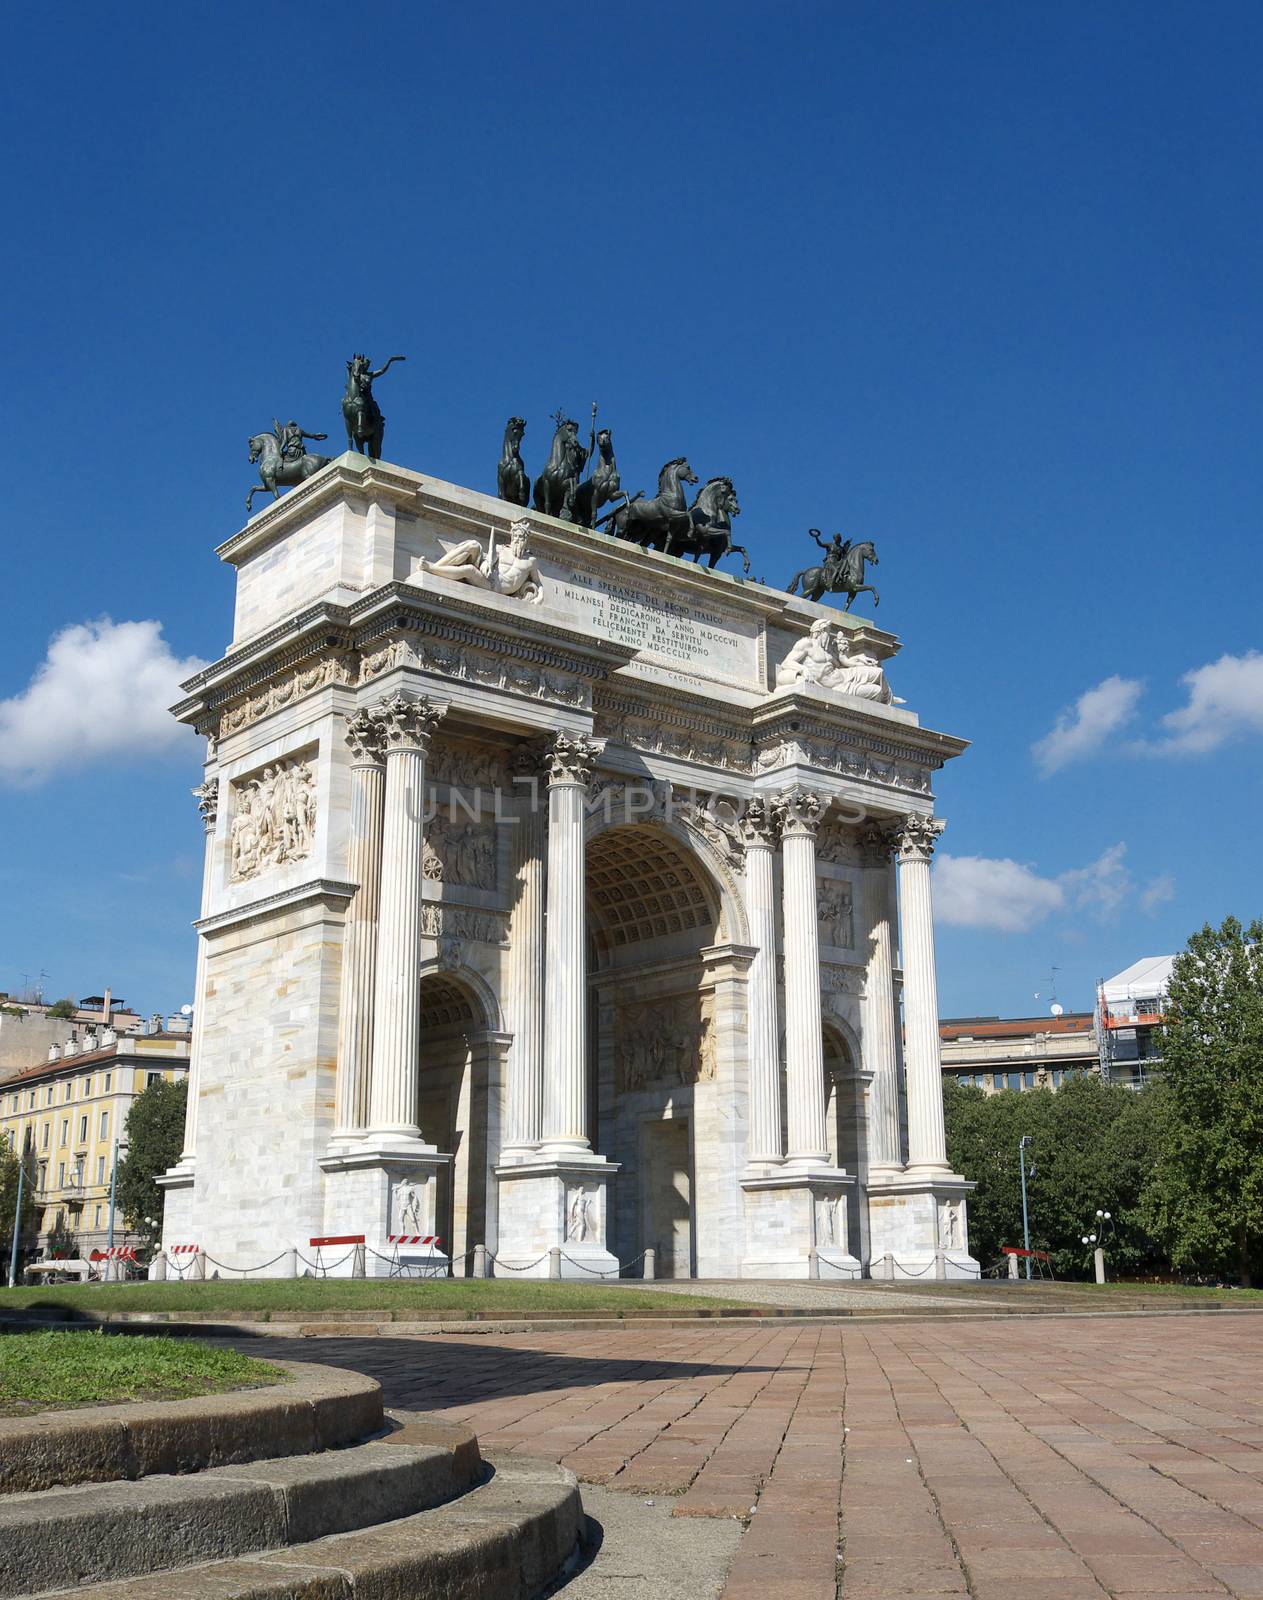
[167,1243,204,1281]
[378,1233,446,1280]
[308,1234,365,1279]
[386,1234,441,1247]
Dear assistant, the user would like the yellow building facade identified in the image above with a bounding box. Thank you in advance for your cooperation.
[1,1030,189,1256]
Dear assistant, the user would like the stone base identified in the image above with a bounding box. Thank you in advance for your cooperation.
[495,1157,620,1279]
[320,1139,453,1273]
[740,1170,861,1279]
[866,1169,979,1281]
[156,1164,195,1254]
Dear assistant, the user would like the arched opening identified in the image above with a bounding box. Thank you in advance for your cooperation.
[823,1022,866,1263]
[416,970,494,1273]
[586,822,723,1278]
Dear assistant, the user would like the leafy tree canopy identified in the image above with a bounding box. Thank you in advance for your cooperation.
[117,1077,187,1247]
[45,998,77,1019]
[1143,916,1263,1286]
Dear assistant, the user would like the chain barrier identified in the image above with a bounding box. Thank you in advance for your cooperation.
[558,1248,652,1279]
[201,1251,291,1277]
[295,1248,359,1276]
[483,1250,551,1274]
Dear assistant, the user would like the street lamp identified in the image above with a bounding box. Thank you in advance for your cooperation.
[1018,1136,1034,1281]
[106,1137,129,1271]
[1083,1209,1112,1284]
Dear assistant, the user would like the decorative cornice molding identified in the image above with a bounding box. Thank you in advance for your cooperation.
[195,878,358,937]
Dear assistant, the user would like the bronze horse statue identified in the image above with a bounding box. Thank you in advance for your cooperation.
[342,353,405,459]
[602,458,698,551]
[497,417,529,506]
[533,416,589,520]
[665,477,749,572]
[787,536,880,610]
[246,432,332,515]
[572,428,621,529]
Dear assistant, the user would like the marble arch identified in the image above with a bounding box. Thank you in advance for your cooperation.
[161,451,978,1280]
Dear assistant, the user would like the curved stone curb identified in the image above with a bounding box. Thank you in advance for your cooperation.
[0,1360,381,1494]
[42,1457,583,1599]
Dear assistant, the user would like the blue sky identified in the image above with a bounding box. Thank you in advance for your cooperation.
[1,2,1260,1020]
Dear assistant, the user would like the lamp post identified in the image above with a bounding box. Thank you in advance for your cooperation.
[1018,1135,1034,1281]
[106,1137,128,1275]
[1082,1208,1111,1284]
[7,1140,28,1289]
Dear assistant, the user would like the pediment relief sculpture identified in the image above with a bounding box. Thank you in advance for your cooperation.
[417,519,542,604]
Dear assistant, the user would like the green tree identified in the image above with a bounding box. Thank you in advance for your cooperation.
[1143,916,1263,1286]
[45,998,77,1019]
[944,1073,1164,1278]
[0,1135,39,1267]
[116,1077,187,1246]
[46,1212,77,1259]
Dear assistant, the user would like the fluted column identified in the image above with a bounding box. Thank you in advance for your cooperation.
[366,693,444,1144]
[776,788,830,1167]
[177,778,219,1167]
[896,815,950,1172]
[333,707,388,1138]
[540,733,600,1159]
[860,820,903,1171]
[503,743,547,1155]
[742,799,783,1165]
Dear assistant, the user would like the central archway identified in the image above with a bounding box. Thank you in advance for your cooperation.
[585,821,726,1278]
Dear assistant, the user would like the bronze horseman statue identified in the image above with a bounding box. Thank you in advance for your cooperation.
[787,528,880,609]
[342,353,405,460]
[246,419,332,515]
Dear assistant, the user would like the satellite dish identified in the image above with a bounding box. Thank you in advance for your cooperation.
[1050,1003,1064,1017]
[180,1004,193,1016]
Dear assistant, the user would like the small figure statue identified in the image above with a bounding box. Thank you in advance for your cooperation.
[342,353,406,460]
[567,1189,593,1243]
[417,520,542,603]
[275,418,327,463]
[786,529,880,610]
[533,412,589,521]
[395,1180,424,1235]
[497,416,530,506]
[572,424,621,528]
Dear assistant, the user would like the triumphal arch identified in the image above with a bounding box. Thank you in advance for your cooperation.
[160,452,976,1279]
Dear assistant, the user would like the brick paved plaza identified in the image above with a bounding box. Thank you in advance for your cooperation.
[244,1311,1263,1598]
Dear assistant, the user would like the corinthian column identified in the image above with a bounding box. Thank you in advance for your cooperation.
[776,788,830,1167]
[332,707,387,1139]
[177,777,219,1168]
[860,820,903,1172]
[502,743,547,1157]
[366,693,444,1145]
[540,733,600,1159]
[742,799,783,1165]
[895,815,950,1172]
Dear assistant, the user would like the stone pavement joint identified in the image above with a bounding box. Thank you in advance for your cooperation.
[230,1311,1263,1599]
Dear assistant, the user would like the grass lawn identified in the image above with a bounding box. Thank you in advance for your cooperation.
[0,1278,748,1320]
[0,1330,285,1416]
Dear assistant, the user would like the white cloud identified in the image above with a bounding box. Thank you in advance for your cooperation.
[1032,675,1143,775]
[936,842,1138,932]
[1140,874,1175,913]
[0,619,207,787]
[1145,650,1263,756]
[935,855,1066,933]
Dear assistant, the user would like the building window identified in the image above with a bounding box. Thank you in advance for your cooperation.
[96,1154,106,1183]
[57,1162,65,1188]
[78,1115,88,1143]
[27,1090,35,1108]
[8,1095,15,1114]
[147,1072,161,1087]
[81,1077,90,1098]
[1023,1072,1035,1089]
[41,1122,49,1149]
[46,1087,53,1105]
[60,1119,68,1146]
[99,1110,108,1140]
[94,1204,102,1228]
[64,1083,71,1102]
[37,1163,46,1193]
[104,1073,111,1091]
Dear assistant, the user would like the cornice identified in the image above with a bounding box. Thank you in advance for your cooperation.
[196,878,357,937]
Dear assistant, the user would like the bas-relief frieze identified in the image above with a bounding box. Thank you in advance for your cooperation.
[359,637,589,708]
[422,815,497,890]
[229,755,318,882]
[218,654,356,740]
[817,881,855,950]
[615,994,717,1094]
[426,740,509,789]
[419,902,509,947]
[594,705,751,774]
[755,735,933,794]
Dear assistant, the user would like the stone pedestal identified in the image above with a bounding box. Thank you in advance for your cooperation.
[320,1142,452,1278]
[740,1171,860,1279]
[495,1160,620,1279]
[866,1171,978,1280]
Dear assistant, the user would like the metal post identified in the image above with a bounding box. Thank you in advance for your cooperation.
[107,1139,120,1252]
[1094,1246,1106,1284]
[1018,1136,1032,1281]
[8,1143,27,1288]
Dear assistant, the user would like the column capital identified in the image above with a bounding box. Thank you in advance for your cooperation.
[192,779,219,832]
[373,692,445,755]
[774,787,824,838]
[344,705,389,766]
[740,796,780,849]
[893,815,944,864]
[545,732,603,788]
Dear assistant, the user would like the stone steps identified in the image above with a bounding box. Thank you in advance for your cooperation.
[0,1435,473,1597]
[27,1457,582,1600]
